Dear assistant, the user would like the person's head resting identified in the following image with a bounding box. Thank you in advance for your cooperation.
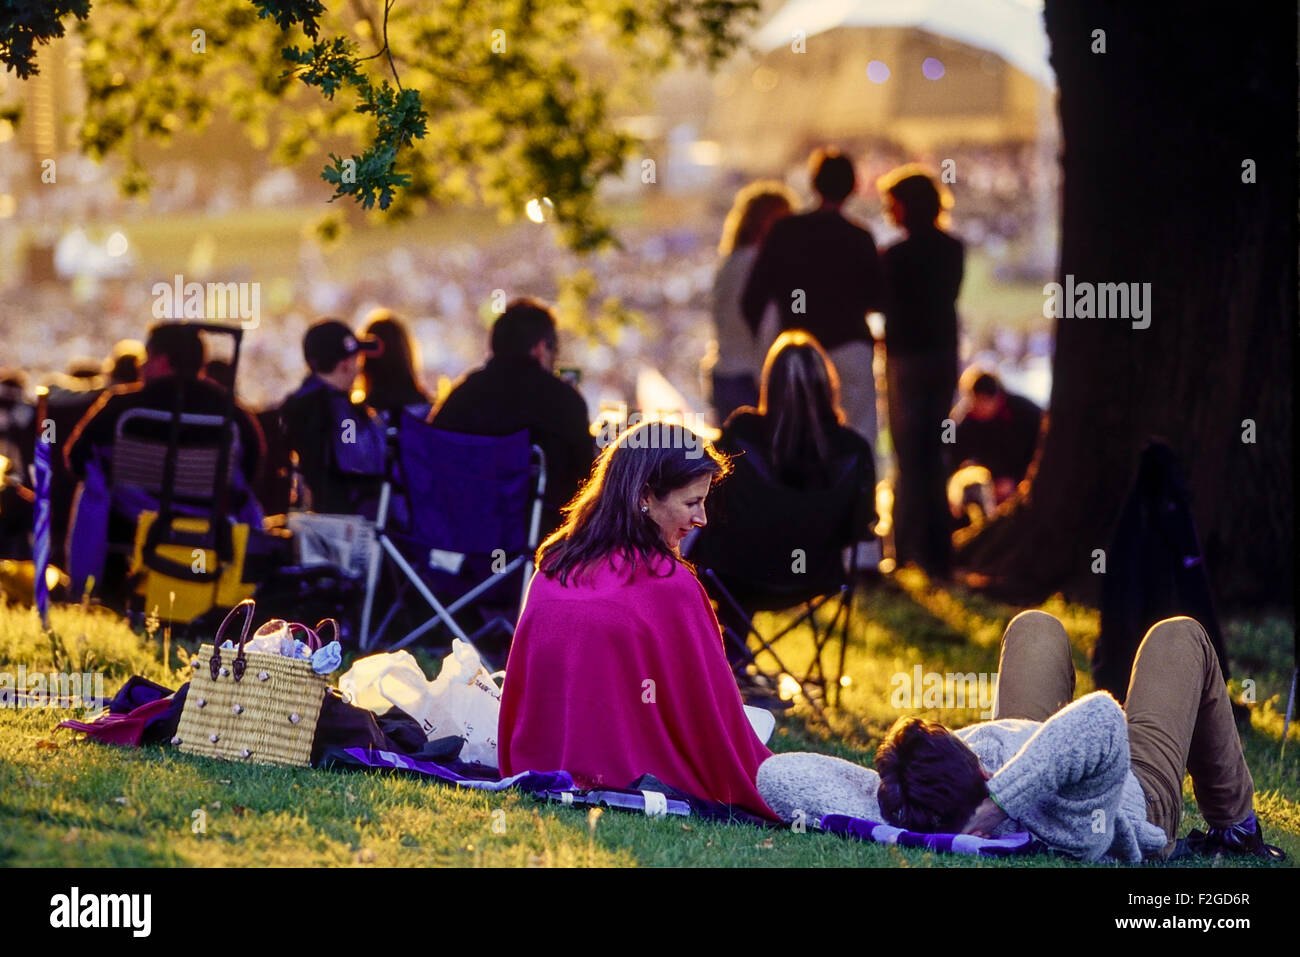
[538,422,729,585]
[809,147,856,206]
[303,318,380,392]
[876,716,990,833]
[142,323,204,383]
[359,307,427,402]
[959,367,1006,421]
[490,297,558,372]
[758,330,845,476]
[877,164,951,233]
[719,180,798,255]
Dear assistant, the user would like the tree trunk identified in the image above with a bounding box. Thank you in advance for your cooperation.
[956,1,1295,611]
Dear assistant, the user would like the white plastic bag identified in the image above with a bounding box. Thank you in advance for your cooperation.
[340,642,503,769]
[420,639,502,768]
[339,650,429,714]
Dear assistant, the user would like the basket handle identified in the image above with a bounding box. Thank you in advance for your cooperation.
[313,619,340,647]
[209,599,256,682]
[286,621,323,652]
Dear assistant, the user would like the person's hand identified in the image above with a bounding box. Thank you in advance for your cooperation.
[962,797,1008,837]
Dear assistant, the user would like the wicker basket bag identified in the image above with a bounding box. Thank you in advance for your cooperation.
[173,599,336,768]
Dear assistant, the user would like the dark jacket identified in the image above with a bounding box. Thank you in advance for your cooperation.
[881,226,964,358]
[429,355,595,527]
[688,409,877,594]
[65,375,264,487]
[952,392,1043,484]
[741,208,885,351]
[278,375,386,515]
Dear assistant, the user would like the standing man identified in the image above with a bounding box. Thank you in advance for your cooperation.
[741,148,886,450]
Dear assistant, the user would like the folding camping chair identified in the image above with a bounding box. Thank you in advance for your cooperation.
[109,324,256,623]
[685,441,873,711]
[358,412,547,652]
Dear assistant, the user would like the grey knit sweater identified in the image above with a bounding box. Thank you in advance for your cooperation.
[757,691,1168,862]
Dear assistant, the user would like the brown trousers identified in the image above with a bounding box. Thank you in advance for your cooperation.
[993,610,1253,858]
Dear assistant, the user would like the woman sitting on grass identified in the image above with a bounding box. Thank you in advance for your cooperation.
[498,421,779,820]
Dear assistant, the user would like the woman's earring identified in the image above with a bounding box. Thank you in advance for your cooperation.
[641,504,649,514]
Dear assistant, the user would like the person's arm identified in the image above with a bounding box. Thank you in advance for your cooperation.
[860,230,886,317]
[235,406,266,486]
[984,692,1131,859]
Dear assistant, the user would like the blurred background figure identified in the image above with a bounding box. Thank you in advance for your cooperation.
[430,298,595,535]
[105,339,146,388]
[949,368,1042,520]
[741,148,886,452]
[359,307,433,425]
[879,165,963,579]
[705,180,796,425]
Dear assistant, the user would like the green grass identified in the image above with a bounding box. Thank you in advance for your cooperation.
[1,579,1295,868]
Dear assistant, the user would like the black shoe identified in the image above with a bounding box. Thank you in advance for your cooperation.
[1184,815,1287,862]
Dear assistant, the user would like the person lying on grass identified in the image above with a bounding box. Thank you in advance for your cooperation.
[758,610,1285,862]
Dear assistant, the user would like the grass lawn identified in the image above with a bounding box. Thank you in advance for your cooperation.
[1,577,1295,868]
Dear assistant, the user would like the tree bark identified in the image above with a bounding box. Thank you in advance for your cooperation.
[955,1,1295,611]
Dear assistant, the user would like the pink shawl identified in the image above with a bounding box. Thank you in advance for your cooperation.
[498,553,778,820]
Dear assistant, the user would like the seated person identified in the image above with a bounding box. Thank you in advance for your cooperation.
[497,421,778,820]
[359,308,433,425]
[429,298,595,535]
[63,323,266,598]
[950,369,1043,511]
[688,331,878,679]
[757,611,1284,862]
[278,318,387,516]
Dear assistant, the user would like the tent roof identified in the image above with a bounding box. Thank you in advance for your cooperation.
[751,0,1054,89]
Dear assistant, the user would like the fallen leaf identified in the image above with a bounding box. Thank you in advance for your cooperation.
[210,801,222,809]
[356,847,375,863]
[112,796,129,806]
[231,804,247,817]
[34,739,58,751]
[61,828,80,844]
[218,779,232,785]
[755,838,774,849]
[681,824,693,832]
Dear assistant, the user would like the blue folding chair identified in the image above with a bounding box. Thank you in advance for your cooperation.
[358,412,546,651]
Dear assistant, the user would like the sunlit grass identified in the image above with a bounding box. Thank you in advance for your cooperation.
[1,586,1295,867]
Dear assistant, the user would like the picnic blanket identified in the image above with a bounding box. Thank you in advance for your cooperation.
[59,675,1044,858]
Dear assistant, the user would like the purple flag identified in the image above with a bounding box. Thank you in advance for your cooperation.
[33,389,51,628]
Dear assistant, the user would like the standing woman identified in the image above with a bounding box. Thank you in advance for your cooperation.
[706,181,797,424]
[877,166,964,579]
[498,421,778,820]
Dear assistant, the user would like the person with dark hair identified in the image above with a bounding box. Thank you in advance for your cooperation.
[950,368,1043,507]
[430,297,595,532]
[757,610,1283,862]
[740,148,886,452]
[278,317,386,516]
[688,331,877,695]
[706,180,797,423]
[66,323,262,484]
[106,339,145,387]
[63,322,266,601]
[359,308,432,424]
[498,421,779,819]
[877,164,965,578]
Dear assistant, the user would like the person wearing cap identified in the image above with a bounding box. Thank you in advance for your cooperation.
[277,318,387,516]
[429,298,595,534]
